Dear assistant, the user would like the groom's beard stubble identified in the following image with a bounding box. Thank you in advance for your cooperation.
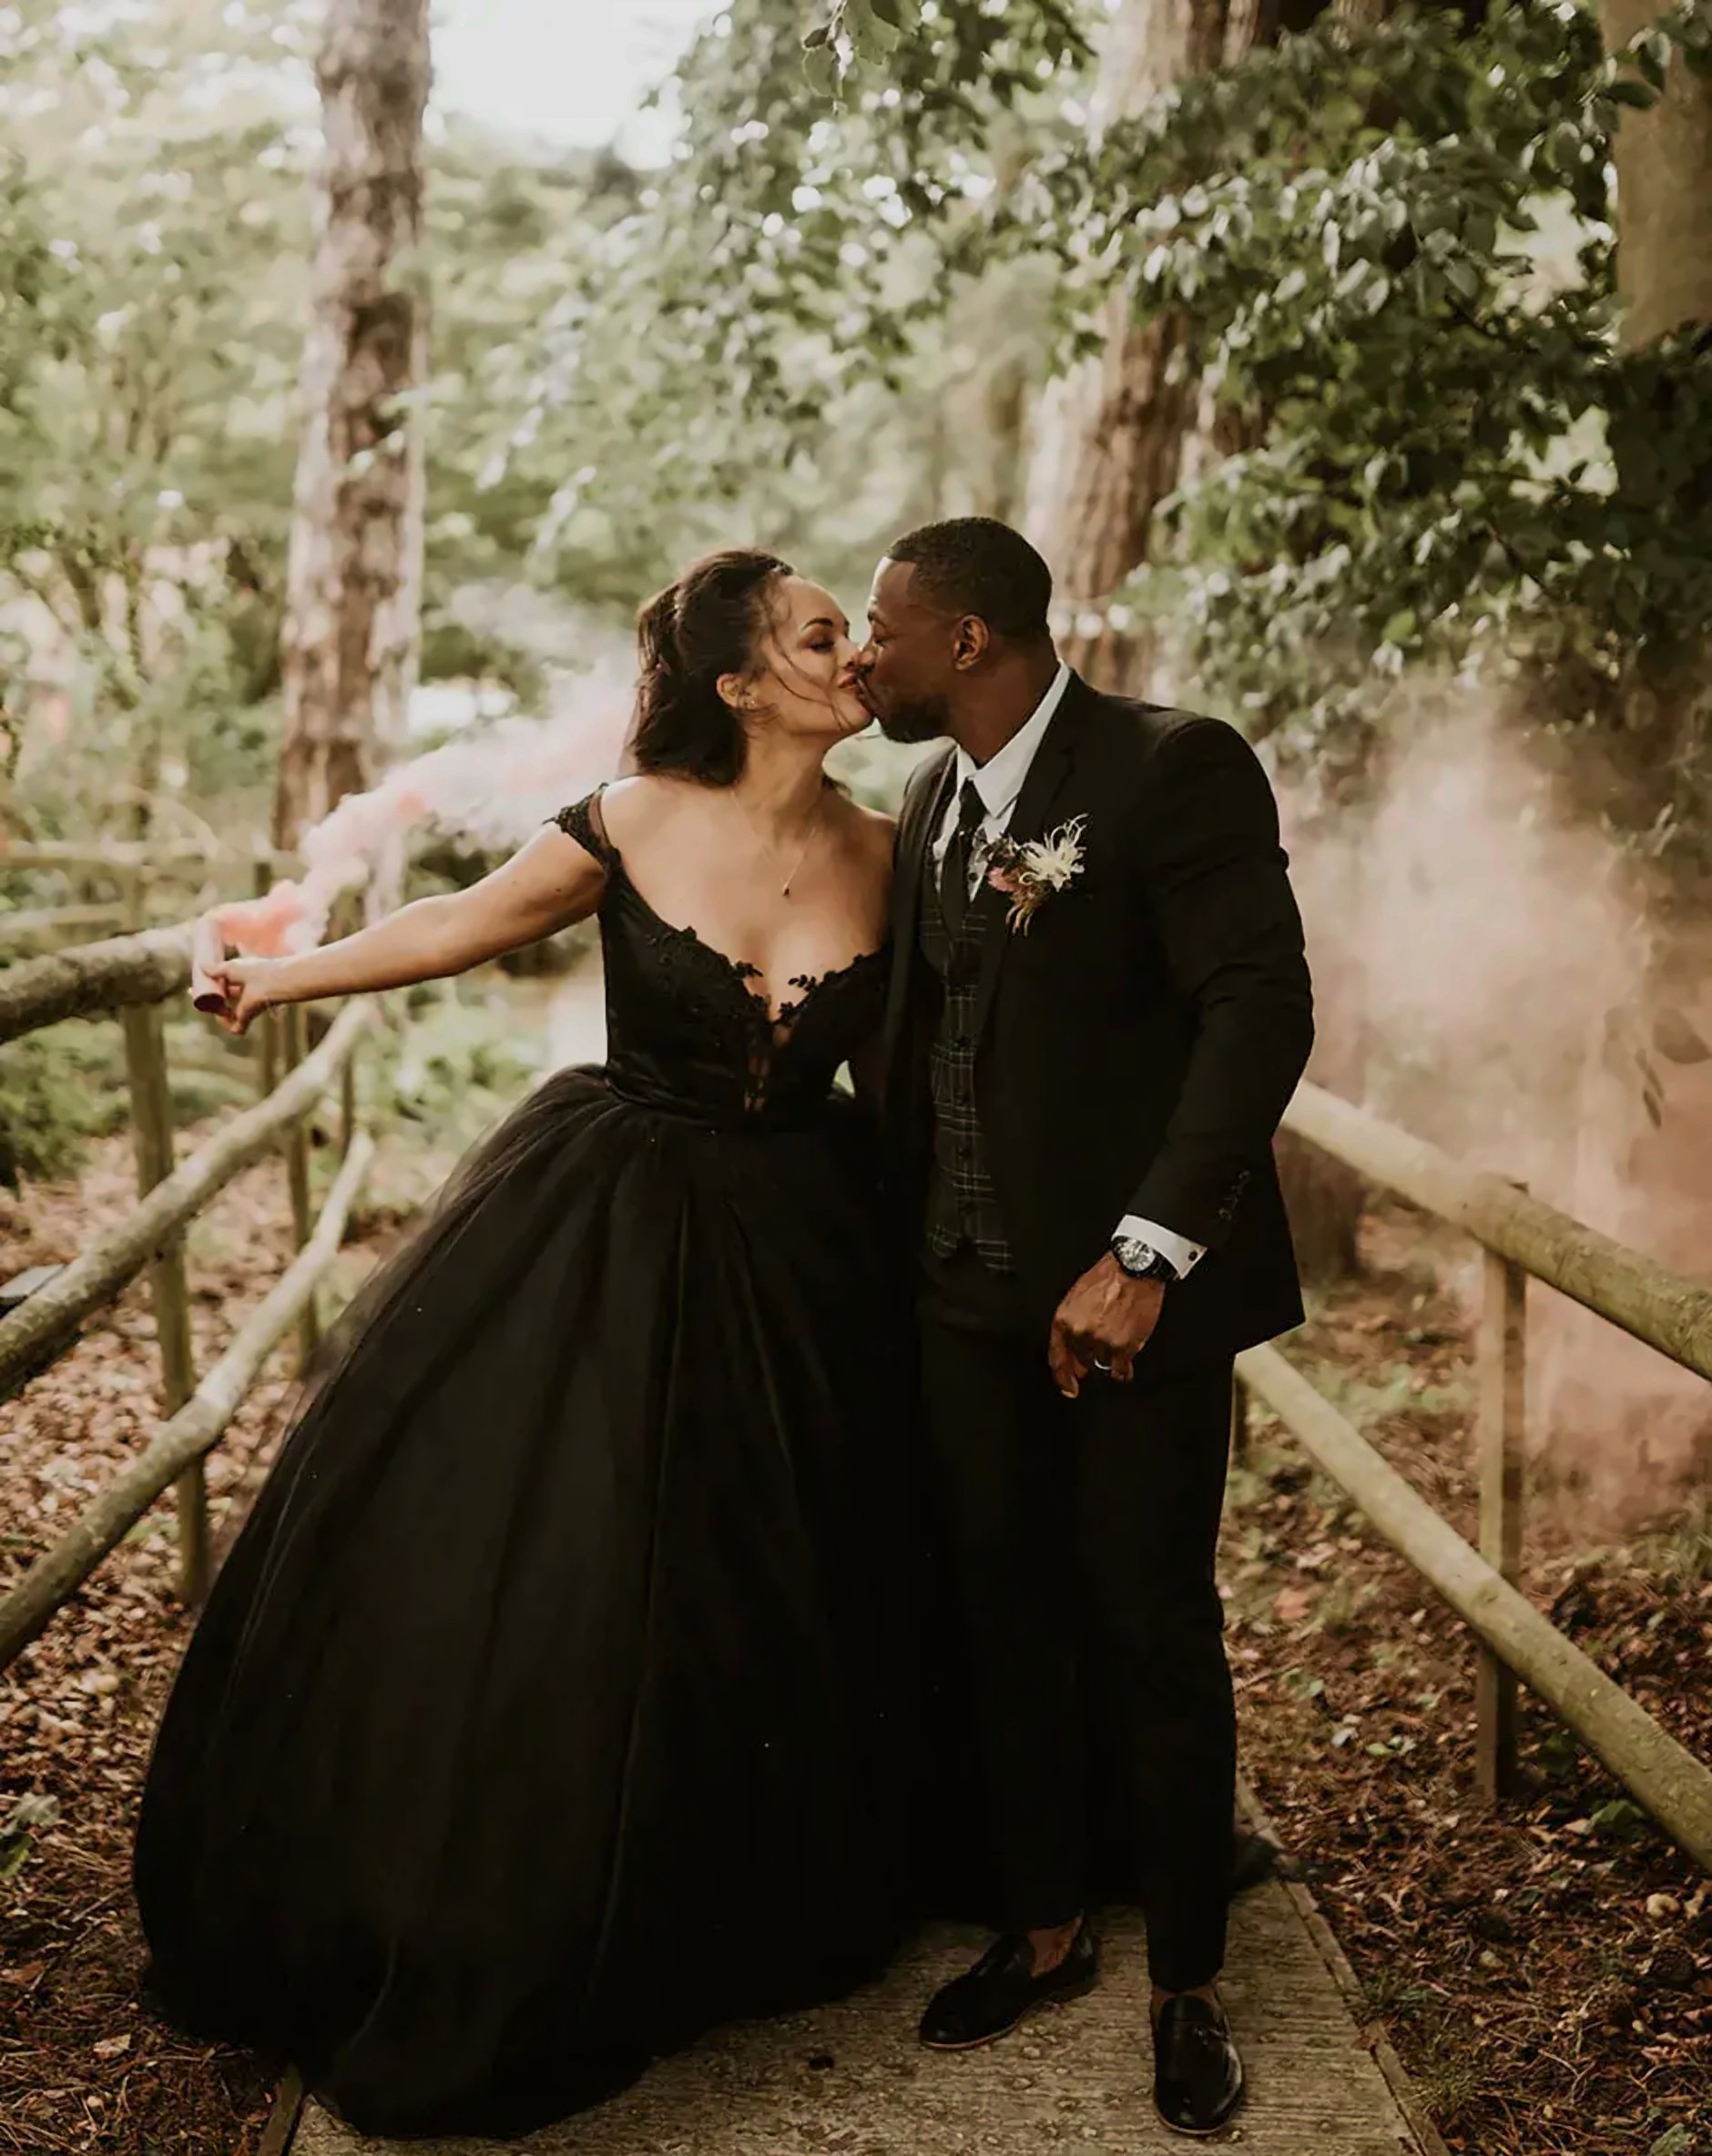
[874,691,953,747]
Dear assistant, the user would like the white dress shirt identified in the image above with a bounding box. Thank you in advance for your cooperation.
[932,661,1207,1284]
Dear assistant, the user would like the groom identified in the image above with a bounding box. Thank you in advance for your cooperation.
[860,518,1313,2137]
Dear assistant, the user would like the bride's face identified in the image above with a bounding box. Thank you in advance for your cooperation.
[732,577,871,746]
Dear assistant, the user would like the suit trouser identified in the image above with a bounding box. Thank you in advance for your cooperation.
[918,1242,1236,1993]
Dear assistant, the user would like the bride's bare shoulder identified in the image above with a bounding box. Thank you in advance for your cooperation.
[597,773,702,851]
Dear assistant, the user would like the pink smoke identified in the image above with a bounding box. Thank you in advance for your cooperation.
[207,687,632,961]
[1285,689,1712,1518]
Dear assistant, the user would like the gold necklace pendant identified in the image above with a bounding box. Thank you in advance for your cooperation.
[744,797,820,900]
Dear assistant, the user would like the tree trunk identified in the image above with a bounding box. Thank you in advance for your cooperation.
[1603,0,1712,352]
[273,0,431,852]
[1598,0,1712,770]
[1544,6,1712,1468]
[1023,0,1262,696]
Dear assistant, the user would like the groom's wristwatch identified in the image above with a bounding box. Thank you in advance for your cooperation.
[1111,1234,1177,1284]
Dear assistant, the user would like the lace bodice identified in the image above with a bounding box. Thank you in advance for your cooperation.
[554,791,890,1125]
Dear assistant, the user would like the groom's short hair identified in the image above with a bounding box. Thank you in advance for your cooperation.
[887,517,1053,643]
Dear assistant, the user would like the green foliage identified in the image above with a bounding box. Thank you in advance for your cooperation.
[0,1022,124,1186]
[0,5,641,832]
[0,1793,61,1883]
[1042,2,1712,796]
[494,0,1091,598]
[372,992,545,1151]
[523,0,1712,850]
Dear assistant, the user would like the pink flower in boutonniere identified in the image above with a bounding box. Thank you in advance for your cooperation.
[985,815,1087,932]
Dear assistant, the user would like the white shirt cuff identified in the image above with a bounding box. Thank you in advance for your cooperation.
[1115,1215,1208,1281]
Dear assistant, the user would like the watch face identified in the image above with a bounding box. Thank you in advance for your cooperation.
[1115,1237,1167,1280]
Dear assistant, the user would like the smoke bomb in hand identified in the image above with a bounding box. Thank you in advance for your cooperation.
[189,914,233,1014]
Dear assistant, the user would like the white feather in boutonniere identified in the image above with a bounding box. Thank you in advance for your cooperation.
[984,815,1087,932]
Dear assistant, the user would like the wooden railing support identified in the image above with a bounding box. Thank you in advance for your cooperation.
[0,1003,371,1400]
[1281,1082,1712,1382]
[0,903,128,949]
[1474,1244,1528,1802]
[1230,1370,1252,1467]
[1238,1343,1712,1873]
[120,1003,207,1605]
[280,1004,320,1368]
[0,924,193,1047]
[0,838,298,879]
[0,1134,374,1673]
[251,848,281,1103]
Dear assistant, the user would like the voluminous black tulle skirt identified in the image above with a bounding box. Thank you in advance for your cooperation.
[133,1071,929,2138]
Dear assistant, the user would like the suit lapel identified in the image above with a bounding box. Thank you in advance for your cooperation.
[881,747,955,1073]
[969,674,1091,1046]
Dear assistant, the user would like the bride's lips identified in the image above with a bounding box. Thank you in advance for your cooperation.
[837,686,874,732]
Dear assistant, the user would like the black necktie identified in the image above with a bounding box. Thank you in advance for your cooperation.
[938,778,987,941]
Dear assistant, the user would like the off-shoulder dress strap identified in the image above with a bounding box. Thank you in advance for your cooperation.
[551,786,617,870]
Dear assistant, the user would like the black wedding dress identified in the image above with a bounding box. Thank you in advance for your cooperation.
[133,793,926,2140]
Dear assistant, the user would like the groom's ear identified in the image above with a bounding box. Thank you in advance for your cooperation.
[952,615,992,672]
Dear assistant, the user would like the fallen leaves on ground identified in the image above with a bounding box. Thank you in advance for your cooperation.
[0,1114,416,2156]
[6,1152,1709,2156]
[1227,1202,1712,2156]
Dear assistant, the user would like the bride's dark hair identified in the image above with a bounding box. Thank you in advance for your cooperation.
[628,549,794,787]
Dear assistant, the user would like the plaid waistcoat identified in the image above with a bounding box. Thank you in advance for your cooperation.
[918,860,1014,1271]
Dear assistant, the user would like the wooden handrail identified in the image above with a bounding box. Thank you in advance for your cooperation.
[1282,1081,1712,1383]
[1238,1343,1712,1871]
[0,1002,372,1400]
[0,903,129,946]
[0,839,300,877]
[0,1133,375,1673]
[0,923,195,1046]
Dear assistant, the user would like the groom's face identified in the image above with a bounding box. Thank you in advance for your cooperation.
[857,559,956,745]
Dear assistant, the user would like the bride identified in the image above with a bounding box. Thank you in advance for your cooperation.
[133,550,929,2138]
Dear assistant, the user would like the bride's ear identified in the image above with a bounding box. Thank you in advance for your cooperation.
[717,669,758,716]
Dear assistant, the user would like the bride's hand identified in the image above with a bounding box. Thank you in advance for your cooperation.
[210,958,285,1037]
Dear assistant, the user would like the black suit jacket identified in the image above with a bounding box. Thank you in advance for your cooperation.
[881,673,1315,1375]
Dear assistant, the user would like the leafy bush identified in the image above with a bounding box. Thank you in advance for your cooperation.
[0,1023,126,1187]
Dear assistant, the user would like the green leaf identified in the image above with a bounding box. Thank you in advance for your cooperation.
[1606,76,1660,108]
[801,41,840,97]
[1589,1798,1647,1843]
[871,0,921,28]
[844,0,902,61]
[0,1794,60,1884]
[801,23,832,49]
[1443,258,1480,303]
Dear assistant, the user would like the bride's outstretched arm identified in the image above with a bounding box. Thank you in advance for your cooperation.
[207,825,606,1034]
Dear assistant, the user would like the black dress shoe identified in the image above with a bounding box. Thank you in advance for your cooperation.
[1153,1993,1244,2136]
[919,1921,1099,2050]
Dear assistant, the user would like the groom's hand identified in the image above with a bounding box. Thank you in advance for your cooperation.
[1049,1255,1167,1399]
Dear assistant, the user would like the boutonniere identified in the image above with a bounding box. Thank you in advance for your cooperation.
[985,815,1087,933]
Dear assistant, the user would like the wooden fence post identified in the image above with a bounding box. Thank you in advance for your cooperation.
[1230,1371,1251,1466]
[332,893,359,1160]
[252,849,280,1103]
[1475,1236,1528,1801]
[119,1003,207,1603]
[280,1004,320,1369]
